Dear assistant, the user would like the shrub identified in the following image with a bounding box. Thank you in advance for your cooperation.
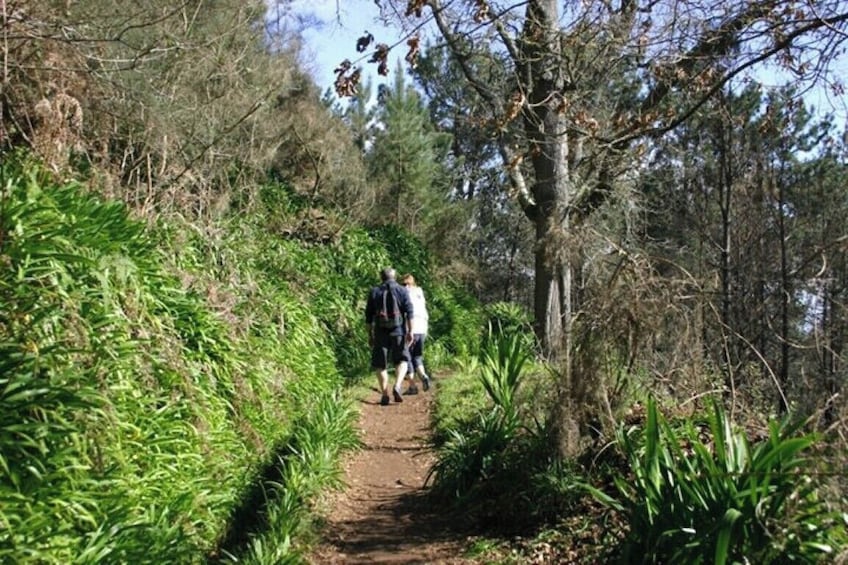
[427,329,580,528]
[591,398,846,564]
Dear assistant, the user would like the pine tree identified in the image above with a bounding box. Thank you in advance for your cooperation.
[366,63,451,237]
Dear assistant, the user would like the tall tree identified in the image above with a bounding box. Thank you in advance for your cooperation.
[786,128,848,422]
[414,39,534,304]
[366,64,451,236]
[643,85,841,416]
[335,0,848,454]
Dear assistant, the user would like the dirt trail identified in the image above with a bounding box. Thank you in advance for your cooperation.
[307,382,479,564]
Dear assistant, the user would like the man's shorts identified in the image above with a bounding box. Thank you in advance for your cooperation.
[371,330,411,369]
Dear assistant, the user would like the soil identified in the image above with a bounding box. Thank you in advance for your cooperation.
[306,379,483,565]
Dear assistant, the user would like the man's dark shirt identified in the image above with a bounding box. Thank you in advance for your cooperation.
[365,280,413,336]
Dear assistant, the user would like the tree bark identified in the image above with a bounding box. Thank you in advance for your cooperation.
[521,0,572,361]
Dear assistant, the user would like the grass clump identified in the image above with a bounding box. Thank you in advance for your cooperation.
[428,326,582,531]
[588,398,847,564]
[427,320,846,564]
[214,390,361,564]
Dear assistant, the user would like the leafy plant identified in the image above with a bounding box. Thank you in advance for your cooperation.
[483,302,535,351]
[590,398,845,564]
[427,282,484,361]
[428,329,533,504]
[0,157,373,562]
[428,408,516,500]
[0,153,483,561]
[479,325,531,423]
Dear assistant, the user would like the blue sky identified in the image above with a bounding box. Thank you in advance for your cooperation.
[284,1,846,123]
[288,0,404,96]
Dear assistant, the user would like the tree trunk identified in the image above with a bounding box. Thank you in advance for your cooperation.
[533,219,569,360]
[521,0,571,359]
[776,166,790,414]
[521,0,587,457]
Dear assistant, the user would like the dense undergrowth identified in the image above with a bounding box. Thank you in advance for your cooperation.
[4,154,845,564]
[428,324,848,564]
[0,156,480,563]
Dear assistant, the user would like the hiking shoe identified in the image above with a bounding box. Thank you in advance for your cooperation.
[421,374,430,392]
[380,394,390,406]
[404,385,419,395]
[392,386,403,403]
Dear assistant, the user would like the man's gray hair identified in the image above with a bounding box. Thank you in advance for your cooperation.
[380,267,396,282]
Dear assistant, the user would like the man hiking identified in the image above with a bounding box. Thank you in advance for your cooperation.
[364,267,414,406]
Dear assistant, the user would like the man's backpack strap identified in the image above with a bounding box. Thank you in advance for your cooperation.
[375,283,404,329]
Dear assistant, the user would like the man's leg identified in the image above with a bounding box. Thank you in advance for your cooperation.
[375,369,390,405]
[378,368,389,394]
[372,338,391,405]
[392,361,407,402]
[395,360,408,389]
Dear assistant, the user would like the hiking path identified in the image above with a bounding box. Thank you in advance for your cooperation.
[306,381,482,565]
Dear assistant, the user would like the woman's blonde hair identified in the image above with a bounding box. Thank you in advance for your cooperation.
[401,273,416,287]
